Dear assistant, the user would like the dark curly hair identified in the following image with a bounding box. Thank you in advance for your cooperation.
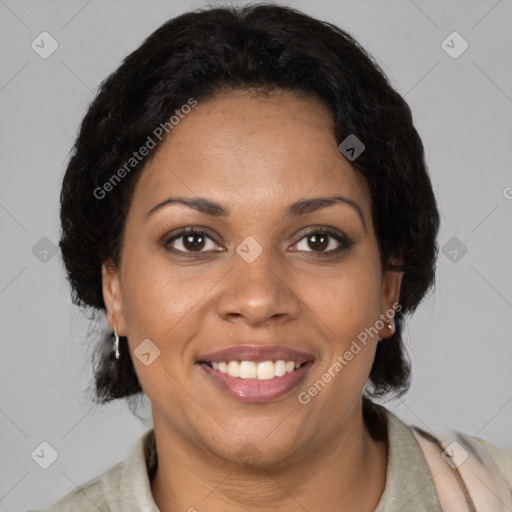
[59,3,440,408]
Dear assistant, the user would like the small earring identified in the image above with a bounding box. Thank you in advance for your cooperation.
[109,325,120,362]
[378,323,394,343]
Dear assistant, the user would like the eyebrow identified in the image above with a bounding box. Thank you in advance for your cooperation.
[147,195,366,230]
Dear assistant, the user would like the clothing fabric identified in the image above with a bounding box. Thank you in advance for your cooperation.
[29,404,512,512]
[411,425,512,510]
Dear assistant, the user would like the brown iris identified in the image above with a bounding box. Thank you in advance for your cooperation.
[307,234,328,251]
[183,233,206,251]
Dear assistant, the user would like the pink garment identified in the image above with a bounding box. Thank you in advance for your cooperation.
[413,426,512,511]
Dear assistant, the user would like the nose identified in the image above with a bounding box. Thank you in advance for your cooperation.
[216,247,301,328]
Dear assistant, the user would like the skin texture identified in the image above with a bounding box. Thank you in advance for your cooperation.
[102,90,403,511]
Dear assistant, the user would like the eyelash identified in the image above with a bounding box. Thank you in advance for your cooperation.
[162,226,354,256]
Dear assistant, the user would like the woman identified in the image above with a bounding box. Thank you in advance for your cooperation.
[31,4,511,511]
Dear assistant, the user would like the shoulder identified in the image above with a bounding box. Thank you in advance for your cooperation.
[474,436,512,489]
[27,460,123,511]
[28,428,157,512]
[370,403,512,511]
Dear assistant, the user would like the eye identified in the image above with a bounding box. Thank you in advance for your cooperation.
[163,226,353,256]
[164,228,221,253]
[290,228,352,254]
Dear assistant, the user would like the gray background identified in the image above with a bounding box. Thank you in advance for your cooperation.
[0,0,511,510]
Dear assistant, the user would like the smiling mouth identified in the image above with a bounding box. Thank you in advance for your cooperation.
[198,359,308,380]
[197,359,315,402]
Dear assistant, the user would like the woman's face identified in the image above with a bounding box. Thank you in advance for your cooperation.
[103,90,402,465]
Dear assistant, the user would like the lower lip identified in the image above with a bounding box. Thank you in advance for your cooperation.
[199,361,314,402]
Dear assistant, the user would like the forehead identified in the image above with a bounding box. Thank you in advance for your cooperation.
[129,90,371,218]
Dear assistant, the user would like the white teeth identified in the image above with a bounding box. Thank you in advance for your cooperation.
[208,359,305,380]
[227,361,240,377]
[256,361,275,380]
[285,361,295,373]
[274,360,287,377]
[239,361,256,378]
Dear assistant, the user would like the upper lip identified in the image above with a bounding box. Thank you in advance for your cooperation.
[197,344,315,364]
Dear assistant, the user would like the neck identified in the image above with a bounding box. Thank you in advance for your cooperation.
[151,402,388,512]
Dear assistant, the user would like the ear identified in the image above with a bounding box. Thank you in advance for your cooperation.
[378,270,403,338]
[101,261,127,336]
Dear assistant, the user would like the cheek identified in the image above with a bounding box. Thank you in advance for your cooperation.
[300,266,382,420]
[304,261,383,345]
[117,252,202,412]
[119,250,209,340]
